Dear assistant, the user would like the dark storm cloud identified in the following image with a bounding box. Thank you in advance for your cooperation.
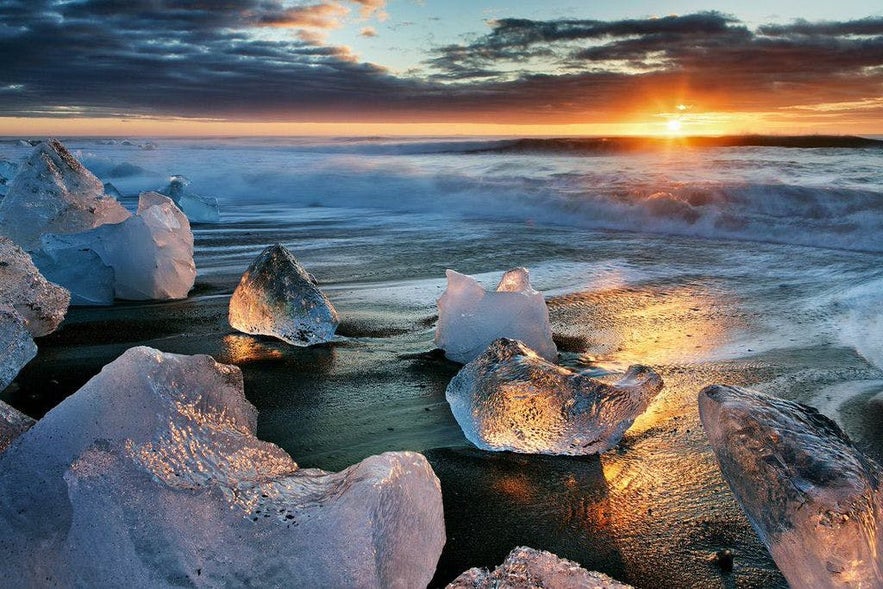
[0,0,417,119]
[423,11,883,119]
[1,3,881,123]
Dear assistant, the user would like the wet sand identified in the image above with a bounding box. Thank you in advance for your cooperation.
[6,211,883,588]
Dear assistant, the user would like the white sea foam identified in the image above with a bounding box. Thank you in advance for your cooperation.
[35,136,881,254]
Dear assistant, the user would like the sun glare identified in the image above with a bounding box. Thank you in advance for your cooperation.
[666,119,682,133]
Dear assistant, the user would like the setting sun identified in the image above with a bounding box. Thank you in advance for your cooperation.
[666,119,683,133]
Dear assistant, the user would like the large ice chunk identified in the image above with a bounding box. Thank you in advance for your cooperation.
[229,244,339,346]
[0,398,34,454]
[435,268,556,364]
[33,192,195,301]
[0,306,37,393]
[0,346,445,587]
[0,139,130,249]
[446,338,663,455]
[158,175,220,223]
[0,236,70,336]
[699,385,883,589]
[447,546,633,589]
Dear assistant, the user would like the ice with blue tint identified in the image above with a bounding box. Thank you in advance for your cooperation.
[446,338,663,455]
[435,267,557,364]
[0,306,37,394]
[0,346,445,587]
[448,546,633,589]
[34,192,195,302]
[158,175,220,223]
[0,158,17,197]
[700,385,883,589]
[0,139,130,250]
[229,244,339,346]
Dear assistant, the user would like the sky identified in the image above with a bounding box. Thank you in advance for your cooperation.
[0,0,881,136]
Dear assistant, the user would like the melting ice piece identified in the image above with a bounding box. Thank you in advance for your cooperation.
[158,175,220,223]
[0,398,34,454]
[229,244,339,346]
[446,338,663,455]
[447,546,633,589]
[0,306,37,393]
[0,139,130,250]
[699,385,883,589]
[0,346,444,587]
[435,268,557,364]
[34,192,195,301]
[0,237,70,336]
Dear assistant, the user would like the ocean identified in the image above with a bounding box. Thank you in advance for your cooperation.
[3,135,883,587]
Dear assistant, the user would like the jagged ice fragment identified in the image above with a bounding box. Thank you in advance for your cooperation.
[699,385,883,589]
[0,139,130,250]
[435,268,556,364]
[0,236,70,336]
[0,346,445,587]
[229,244,339,346]
[446,338,663,455]
[0,306,37,393]
[0,398,35,453]
[447,546,633,589]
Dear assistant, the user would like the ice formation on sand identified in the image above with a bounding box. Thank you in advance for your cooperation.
[229,244,339,346]
[0,307,37,393]
[446,338,663,455]
[0,237,70,336]
[435,268,556,364]
[0,139,129,249]
[0,398,34,453]
[0,346,445,587]
[158,175,220,223]
[699,385,883,589]
[447,546,633,589]
[34,192,195,301]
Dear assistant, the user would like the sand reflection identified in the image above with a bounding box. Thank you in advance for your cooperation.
[551,281,734,369]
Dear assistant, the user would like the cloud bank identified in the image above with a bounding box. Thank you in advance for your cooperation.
[1,3,881,125]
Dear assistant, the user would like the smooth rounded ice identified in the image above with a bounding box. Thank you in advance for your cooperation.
[699,384,883,589]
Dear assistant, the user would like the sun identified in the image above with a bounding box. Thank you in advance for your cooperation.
[666,118,682,133]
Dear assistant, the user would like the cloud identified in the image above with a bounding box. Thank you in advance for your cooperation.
[426,12,883,117]
[360,26,378,38]
[0,4,880,126]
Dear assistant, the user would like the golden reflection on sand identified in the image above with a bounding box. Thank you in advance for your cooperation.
[222,334,285,363]
[552,282,734,369]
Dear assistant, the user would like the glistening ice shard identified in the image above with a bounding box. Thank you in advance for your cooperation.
[229,244,339,346]
[446,338,663,455]
[435,268,557,364]
[0,139,129,250]
[699,385,883,589]
[0,346,445,587]
[447,546,633,589]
